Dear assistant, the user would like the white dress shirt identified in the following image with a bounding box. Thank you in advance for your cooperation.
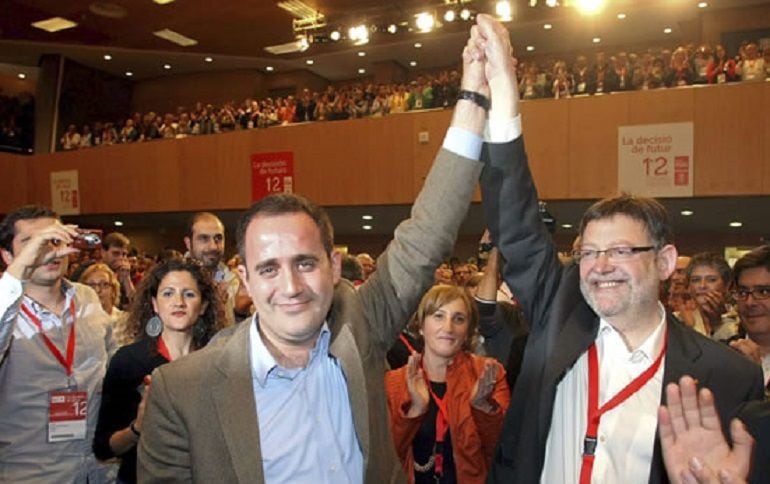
[541,305,667,484]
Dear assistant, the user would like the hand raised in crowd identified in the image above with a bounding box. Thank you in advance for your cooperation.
[405,352,430,418]
[698,290,727,324]
[5,222,80,281]
[659,376,753,484]
[729,338,763,366]
[470,359,499,414]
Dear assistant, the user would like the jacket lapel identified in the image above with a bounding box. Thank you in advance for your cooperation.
[211,320,265,483]
[327,290,371,462]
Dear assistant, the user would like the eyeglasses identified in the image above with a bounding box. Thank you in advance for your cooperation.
[572,246,656,263]
[733,286,770,301]
[86,282,113,291]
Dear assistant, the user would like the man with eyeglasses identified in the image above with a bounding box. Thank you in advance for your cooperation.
[729,245,770,390]
[475,15,766,484]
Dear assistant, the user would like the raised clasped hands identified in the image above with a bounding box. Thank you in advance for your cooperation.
[405,352,430,418]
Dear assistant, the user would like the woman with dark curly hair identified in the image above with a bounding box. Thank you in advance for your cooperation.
[93,258,225,483]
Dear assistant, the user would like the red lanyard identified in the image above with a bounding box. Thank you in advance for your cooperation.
[578,327,668,484]
[400,334,449,475]
[20,300,77,377]
[156,335,172,361]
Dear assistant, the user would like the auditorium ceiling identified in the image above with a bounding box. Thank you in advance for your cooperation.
[1,0,768,81]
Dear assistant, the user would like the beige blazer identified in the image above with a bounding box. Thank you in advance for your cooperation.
[137,147,484,483]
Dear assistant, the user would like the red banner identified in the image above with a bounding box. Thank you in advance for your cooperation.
[250,151,294,201]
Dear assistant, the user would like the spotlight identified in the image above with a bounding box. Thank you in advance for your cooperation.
[592,37,601,43]
[358,51,366,57]
[526,45,535,52]
[545,0,558,7]
[663,27,672,34]
[204,56,213,63]
[348,24,369,45]
[125,71,133,77]
[330,30,341,41]
[459,8,471,21]
[163,63,171,70]
[617,13,626,19]
[409,60,418,67]
[18,73,26,79]
[495,1,512,21]
[387,24,397,34]
[414,42,422,49]
[415,12,435,32]
[698,2,708,7]
[306,59,314,65]
[358,68,366,74]
[103,54,112,60]
[265,66,274,72]
[543,23,552,30]
[444,10,456,22]
[573,0,607,15]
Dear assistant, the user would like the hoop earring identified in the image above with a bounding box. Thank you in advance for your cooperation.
[145,315,163,338]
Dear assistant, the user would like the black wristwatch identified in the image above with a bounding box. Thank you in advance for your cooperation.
[457,90,491,111]
[130,421,141,437]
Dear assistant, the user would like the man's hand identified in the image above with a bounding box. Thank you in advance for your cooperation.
[659,376,753,484]
[698,291,727,326]
[5,222,79,281]
[461,25,490,98]
[474,14,519,120]
[729,339,763,366]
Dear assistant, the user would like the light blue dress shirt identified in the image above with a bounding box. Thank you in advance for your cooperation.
[249,318,363,483]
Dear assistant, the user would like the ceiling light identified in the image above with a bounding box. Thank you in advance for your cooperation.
[561,223,573,229]
[414,42,422,49]
[306,59,314,65]
[415,12,435,32]
[31,17,78,33]
[330,30,341,41]
[409,60,418,67]
[348,24,369,45]
[729,221,743,228]
[358,51,366,57]
[265,66,275,72]
[592,37,602,43]
[103,54,112,61]
[362,215,374,220]
[125,71,133,77]
[204,56,213,63]
[526,45,535,52]
[663,27,672,34]
[459,9,472,21]
[17,73,26,79]
[277,0,319,19]
[362,225,373,230]
[153,0,176,4]
[617,13,626,19]
[543,23,552,30]
[154,28,198,47]
[444,10,456,22]
[496,1,513,21]
[358,68,366,74]
[387,24,398,34]
[680,209,694,216]
[546,0,558,6]
[114,221,124,227]
[574,0,607,15]
[698,2,708,8]
[163,64,171,70]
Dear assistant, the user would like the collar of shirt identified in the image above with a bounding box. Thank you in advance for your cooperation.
[596,302,667,365]
[249,315,331,388]
[22,279,77,323]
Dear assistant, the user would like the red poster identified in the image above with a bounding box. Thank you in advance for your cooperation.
[250,152,294,201]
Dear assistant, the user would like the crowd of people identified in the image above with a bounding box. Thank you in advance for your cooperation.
[2,14,769,484]
[0,92,34,153]
[56,39,770,152]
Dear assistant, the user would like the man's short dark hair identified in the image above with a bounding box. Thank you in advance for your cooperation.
[102,232,130,250]
[340,254,363,282]
[0,205,58,254]
[579,194,673,248]
[185,212,222,239]
[733,245,770,285]
[685,252,732,285]
[237,193,334,264]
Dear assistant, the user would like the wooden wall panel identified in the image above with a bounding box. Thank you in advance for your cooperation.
[694,82,765,195]
[0,153,29,211]
[567,94,628,199]
[520,99,570,199]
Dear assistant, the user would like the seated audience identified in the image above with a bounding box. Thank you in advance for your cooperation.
[93,258,224,483]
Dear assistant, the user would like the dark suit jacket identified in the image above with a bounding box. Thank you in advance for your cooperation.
[137,147,483,483]
[480,138,765,483]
